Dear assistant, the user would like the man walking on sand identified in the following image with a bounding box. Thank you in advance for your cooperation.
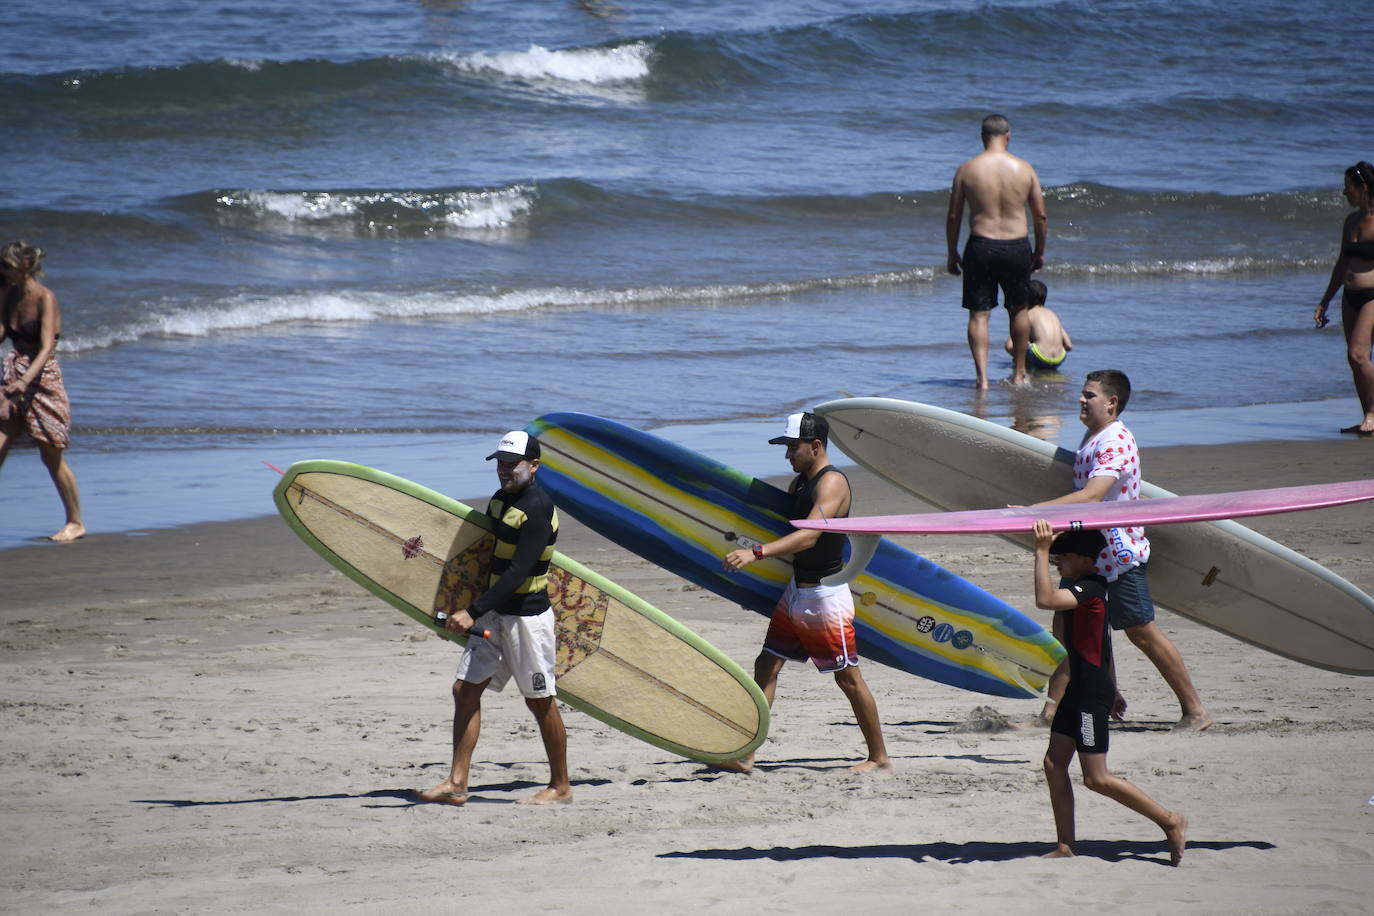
[947,113,1048,389]
[415,431,573,806]
[722,412,891,774]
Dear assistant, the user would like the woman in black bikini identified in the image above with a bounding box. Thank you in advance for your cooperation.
[1315,161,1374,436]
[1,240,85,541]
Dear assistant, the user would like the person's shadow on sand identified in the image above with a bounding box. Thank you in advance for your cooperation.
[135,777,613,809]
[660,839,1274,867]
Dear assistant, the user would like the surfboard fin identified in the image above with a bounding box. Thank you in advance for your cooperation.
[821,534,881,586]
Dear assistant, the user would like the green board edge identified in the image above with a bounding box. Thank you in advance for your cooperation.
[272,458,769,764]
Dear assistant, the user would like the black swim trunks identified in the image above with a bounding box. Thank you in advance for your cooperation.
[961,235,1033,312]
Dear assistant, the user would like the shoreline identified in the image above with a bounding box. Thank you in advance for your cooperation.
[3,439,1373,913]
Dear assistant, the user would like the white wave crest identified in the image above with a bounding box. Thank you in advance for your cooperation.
[442,42,651,85]
[213,186,536,230]
[60,269,933,354]
[1058,256,1326,277]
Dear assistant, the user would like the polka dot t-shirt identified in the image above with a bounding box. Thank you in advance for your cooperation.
[1073,420,1150,582]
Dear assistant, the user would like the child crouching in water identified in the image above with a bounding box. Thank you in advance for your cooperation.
[1033,519,1188,865]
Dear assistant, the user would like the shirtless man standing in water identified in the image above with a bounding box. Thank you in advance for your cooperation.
[947,114,1048,389]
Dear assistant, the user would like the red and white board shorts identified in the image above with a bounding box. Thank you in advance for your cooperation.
[763,581,860,673]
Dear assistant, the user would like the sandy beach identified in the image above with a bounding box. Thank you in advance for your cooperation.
[3,438,1373,915]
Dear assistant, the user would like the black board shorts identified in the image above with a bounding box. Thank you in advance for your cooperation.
[961,235,1033,311]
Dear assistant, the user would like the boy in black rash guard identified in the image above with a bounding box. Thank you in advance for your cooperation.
[415,430,572,807]
[723,412,890,774]
[1033,520,1187,865]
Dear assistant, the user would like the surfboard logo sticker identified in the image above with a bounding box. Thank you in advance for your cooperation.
[952,630,973,650]
[916,616,935,633]
[932,623,955,644]
[401,534,425,559]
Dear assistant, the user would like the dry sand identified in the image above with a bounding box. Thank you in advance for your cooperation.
[3,439,1373,914]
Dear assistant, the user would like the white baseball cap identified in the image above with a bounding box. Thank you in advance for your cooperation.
[486,430,541,461]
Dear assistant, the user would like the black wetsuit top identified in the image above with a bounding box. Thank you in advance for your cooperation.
[473,481,559,616]
[788,465,849,583]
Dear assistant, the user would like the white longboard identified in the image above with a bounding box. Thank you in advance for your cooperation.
[813,397,1374,675]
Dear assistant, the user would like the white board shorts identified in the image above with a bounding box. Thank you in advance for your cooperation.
[455,608,558,699]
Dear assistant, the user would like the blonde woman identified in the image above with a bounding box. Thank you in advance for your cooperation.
[1,240,84,541]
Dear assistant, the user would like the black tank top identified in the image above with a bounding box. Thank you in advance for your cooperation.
[789,465,849,582]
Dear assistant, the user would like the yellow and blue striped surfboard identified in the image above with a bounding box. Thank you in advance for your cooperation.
[526,413,1065,699]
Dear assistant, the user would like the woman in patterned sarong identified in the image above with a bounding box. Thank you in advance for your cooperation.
[2,240,85,541]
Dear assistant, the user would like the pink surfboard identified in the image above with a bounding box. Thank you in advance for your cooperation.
[792,479,1374,536]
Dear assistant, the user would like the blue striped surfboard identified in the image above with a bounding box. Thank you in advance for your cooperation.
[525,412,1065,699]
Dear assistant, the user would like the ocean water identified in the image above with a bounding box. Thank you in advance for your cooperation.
[2,0,1370,548]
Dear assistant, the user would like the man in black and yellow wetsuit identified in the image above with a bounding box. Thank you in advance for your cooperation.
[415,430,572,806]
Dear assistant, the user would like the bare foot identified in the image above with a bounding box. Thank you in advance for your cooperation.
[1042,844,1076,859]
[711,756,754,774]
[518,786,573,805]
[48,522,86,542]
[851,759,893,774]
[1164,813,1188,866]
[1174,712,1212,732]
[413,781,468,806]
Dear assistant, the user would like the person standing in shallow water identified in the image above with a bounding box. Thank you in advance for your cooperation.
[1314,161,1374,436]
[1,240,85,542]
[947,113,1049,390]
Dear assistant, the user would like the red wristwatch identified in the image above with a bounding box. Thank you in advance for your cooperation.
[752,543,764,560]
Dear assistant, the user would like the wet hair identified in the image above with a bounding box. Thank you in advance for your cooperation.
[1050,527,1107,560]
[0,240,44,278]
[1085,368,1131,414]
[1028,279,1047,307]
[1349,161,1374,189]
[981,114,1010,140]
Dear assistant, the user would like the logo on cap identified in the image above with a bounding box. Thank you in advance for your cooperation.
[486,430,540,461]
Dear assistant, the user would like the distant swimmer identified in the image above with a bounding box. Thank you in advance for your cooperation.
[1314,161,1374,436]
[1004,279,1072,371]
[947,113,1048,389]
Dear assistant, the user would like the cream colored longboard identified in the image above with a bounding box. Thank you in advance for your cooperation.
[273,460,768,763]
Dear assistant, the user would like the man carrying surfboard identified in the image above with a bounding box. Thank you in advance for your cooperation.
[722,412,891,773]
[416,430,574,806]
[1035,370,1212,731]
